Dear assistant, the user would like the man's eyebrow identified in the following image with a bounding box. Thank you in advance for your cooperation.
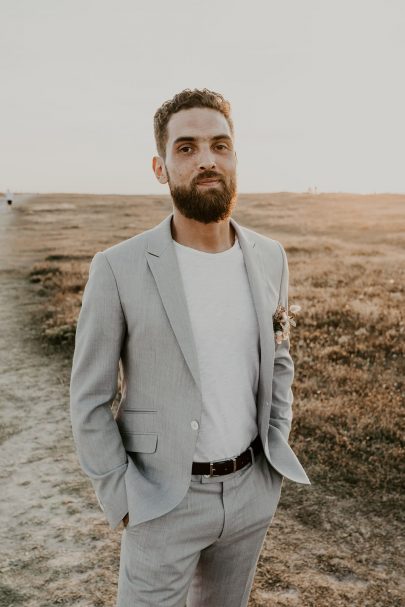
[173,134,232,146]
[212,134,232,142]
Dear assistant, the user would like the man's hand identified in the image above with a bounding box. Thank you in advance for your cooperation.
[122,513,129,528]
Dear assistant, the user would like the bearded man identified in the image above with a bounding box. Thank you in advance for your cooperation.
[70,88,310,607]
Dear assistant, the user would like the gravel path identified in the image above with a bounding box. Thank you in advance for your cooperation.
[0,197,104,606]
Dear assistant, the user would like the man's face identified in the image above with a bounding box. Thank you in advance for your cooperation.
[153,107,238,223]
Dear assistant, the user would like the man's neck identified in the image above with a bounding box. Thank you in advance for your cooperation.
[171,209,236,253]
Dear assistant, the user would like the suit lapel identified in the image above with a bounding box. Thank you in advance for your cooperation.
[145,215,202,393]
[230,218,275,393]
[145,213,275,401]
[231,219,276,442]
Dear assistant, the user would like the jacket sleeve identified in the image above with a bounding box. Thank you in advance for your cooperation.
[270,242,294,442]
[70,251,129,529]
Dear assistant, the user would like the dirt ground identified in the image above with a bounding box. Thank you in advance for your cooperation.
[0,193,403,607]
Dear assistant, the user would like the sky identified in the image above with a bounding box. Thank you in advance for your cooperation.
[1,0,404,194]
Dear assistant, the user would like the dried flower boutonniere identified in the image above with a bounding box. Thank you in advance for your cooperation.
[273,303,302,344]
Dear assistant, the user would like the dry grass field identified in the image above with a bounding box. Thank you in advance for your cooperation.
[1,192,404,606]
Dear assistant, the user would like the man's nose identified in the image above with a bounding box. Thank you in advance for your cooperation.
[198,148,216,170]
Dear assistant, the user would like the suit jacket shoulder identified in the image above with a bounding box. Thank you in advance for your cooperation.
[91,221,165,282]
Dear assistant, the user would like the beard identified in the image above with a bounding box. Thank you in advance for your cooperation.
[167,170,237,224]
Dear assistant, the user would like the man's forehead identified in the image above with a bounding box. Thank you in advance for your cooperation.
[167,107,231,142]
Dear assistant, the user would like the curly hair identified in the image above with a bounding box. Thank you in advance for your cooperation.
[153,88,234,158]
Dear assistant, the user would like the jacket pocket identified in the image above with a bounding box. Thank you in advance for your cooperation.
[116,410,157,434]
[120,432,158,454]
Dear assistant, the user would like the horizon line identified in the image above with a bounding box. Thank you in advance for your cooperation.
[3,190,405,197]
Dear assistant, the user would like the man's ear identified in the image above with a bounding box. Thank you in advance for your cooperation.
[152,156,168,184]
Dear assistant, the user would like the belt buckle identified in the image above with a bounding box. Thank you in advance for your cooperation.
[209,456,237,477]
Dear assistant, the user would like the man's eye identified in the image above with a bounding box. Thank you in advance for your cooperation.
[216,144,228,150]
[179,146,192,153]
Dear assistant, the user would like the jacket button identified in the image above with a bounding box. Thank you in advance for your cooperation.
[265,401,270,407]
[190,420,199,430]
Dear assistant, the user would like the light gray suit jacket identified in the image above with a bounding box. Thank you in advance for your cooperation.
[70,213,310,530]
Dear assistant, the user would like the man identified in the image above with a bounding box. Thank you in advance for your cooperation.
[70,88,310,607]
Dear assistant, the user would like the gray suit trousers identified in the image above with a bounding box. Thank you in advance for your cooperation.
[117,450,283,607]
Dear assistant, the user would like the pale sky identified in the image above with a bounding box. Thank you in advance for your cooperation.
[1,0,404,194]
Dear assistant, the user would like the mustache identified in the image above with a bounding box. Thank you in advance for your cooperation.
[193,171,224,185]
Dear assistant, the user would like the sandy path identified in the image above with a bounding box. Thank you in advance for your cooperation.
[0,197,100,606]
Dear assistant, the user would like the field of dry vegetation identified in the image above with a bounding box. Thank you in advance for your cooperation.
[1,192,404,606]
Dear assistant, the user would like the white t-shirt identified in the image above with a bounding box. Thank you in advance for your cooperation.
[174,234,260,461]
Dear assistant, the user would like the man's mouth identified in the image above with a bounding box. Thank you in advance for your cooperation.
[196,178,221,186]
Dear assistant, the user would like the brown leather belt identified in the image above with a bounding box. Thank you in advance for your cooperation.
[191,435,262,477]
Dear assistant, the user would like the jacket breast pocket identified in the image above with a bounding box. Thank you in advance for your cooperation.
[120,432,158,454]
